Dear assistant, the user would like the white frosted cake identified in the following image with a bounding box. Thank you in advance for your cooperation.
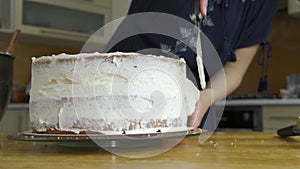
[29,52,199,134]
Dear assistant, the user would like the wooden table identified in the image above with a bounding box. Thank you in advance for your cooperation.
[0,132,300,169]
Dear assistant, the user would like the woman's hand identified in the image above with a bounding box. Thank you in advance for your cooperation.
[188,45,260,128]
[187,88,212,128]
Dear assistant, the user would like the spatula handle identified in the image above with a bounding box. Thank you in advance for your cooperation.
[6,29,21,55]
[277,125,300,137]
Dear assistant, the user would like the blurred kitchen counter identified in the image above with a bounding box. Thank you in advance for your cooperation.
[215,98,300,106]
[0,132,300,169]
[7,103,29,110]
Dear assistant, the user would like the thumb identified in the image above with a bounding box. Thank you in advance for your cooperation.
[200,0,208,16]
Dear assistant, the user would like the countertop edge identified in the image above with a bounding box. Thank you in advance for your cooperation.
[215,99,300,106]
[7,103,29,109]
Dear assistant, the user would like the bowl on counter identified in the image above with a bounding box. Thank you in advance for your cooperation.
[0,53,14,121]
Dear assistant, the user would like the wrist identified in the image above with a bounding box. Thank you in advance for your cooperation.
[199,88,213,107]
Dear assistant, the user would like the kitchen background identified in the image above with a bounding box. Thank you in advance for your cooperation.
[0,0,300,132]
[0,0,299,96]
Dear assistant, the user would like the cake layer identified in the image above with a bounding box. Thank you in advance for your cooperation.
[31,52,185,99]
[30,96,186,134]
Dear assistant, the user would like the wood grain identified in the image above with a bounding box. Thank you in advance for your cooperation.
[1,132,300,169]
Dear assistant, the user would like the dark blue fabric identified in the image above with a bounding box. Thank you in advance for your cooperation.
[105,0,279,129]
[107,0,279,87]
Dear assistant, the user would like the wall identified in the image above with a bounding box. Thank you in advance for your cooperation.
[0,40,80,88]
[234,11,300,95]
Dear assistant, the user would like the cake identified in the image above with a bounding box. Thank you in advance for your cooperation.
[29,52,199,134]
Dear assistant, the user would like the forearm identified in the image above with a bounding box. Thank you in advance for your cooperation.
[188,45,260,127]
[205,45,260,105]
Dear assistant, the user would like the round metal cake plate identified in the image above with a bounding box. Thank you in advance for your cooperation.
[7,128,206,150]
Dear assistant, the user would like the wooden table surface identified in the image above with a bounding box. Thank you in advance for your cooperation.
[0,132,300,169]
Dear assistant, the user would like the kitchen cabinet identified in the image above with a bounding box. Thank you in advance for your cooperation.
[263,106,300,131]
[0,104,29,133]
[14,0,111,43]
[0,0,12,32]
[0,0,131,47]
[216,105,263,131]
[215,99,300,132]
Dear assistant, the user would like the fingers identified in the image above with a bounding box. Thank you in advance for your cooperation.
[188,113,202,128]
[200,0,208,16]
[187,101,205,128]
[187,89,212,128]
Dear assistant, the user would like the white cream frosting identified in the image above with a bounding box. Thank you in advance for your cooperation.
[30,52,199,134]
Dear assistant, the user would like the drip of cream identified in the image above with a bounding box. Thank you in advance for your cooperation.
[196,31,206,89]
